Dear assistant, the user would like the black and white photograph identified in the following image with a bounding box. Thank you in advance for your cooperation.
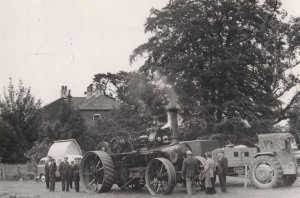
[0,0,300,197]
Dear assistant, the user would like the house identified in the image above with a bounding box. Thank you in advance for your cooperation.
[42,84,120,124]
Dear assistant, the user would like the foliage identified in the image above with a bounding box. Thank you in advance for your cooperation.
[38,101,86,149]
[0,78,41,163]
[288,106,300,147]
[25,141,51,164]
[130,0,300,140]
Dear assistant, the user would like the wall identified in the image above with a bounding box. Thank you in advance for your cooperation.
[0,163,37,181]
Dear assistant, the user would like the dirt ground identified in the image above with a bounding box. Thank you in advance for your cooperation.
[0,177,300,198]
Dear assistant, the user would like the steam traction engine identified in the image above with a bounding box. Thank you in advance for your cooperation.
[79,107,219,195]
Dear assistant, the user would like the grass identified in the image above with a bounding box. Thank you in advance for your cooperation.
[0,177,299,198]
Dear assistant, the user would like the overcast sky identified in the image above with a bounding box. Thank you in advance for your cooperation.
[0,0,299,105]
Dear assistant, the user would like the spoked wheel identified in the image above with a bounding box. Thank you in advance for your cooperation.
[80,151,115,193]
[145,158,176,195]
[95,141,112,153]
[249,155,283,188]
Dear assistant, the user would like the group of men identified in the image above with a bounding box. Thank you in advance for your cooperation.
[44,156,80,193]
[182,149,228,195]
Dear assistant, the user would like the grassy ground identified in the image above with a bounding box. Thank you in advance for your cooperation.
[0,177,300,198]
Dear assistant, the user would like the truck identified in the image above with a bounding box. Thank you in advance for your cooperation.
[211,133,300,188]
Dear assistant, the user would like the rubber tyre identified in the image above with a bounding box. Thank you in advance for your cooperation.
[80,151,115,193]
[249,155,283,188]
[145,158,176,195]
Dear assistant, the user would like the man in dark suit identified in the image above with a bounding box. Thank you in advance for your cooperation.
[72,158,80,192]
[44,156,52,189]
[218,150,228,192]
[59,156,70,192]
[49,158,57,192]
[69,161,74,189]
[182,150,199,195]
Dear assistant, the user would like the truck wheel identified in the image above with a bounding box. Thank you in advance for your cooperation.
[249,155,283,188]
[145,158,176,195]
[283,175,297,186]
[80,151,115,193]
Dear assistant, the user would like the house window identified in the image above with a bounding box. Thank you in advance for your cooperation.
[244,152,249,157]
[93,114,101,121]
[234,152,238,157]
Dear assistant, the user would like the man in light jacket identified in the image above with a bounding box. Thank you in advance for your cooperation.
[204,152,216,194]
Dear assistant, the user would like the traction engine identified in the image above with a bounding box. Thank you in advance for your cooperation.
[79,107,219,195]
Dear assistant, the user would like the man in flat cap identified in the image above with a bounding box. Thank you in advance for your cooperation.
[218,149,228,192]
[182,150,199,195]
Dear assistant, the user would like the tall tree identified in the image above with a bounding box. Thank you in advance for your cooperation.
[0,78,41,163]
[131,0,300,139]
[38,101,86,146]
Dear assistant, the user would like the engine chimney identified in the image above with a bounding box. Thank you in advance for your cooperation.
[165,107,179,144]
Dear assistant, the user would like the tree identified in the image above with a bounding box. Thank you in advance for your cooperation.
[0,78,41,163]
[38,101,86,148]
[130,0,300,140]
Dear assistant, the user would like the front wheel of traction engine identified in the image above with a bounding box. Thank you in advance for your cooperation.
[145,158,176,195]
[80,151,115,193]
[249,155,283,188]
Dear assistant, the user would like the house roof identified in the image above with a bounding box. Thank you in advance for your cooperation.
[71,97,85,107]
[77,95,120,110]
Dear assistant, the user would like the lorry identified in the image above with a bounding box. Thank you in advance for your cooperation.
[37,139,83,181]
[211,133,300,188]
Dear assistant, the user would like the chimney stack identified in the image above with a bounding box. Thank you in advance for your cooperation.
[85,84,93,99]
[165,107,179,144]
[95,84,104,96]
[60,86,68,98]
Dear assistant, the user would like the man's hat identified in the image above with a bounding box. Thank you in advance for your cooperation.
[205,152,212,157]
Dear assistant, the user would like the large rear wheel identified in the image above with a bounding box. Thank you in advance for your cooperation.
[80,151,115,193]
[145,158,176,195]
[249,155,283,188]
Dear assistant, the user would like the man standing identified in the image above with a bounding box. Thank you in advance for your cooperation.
[218,150,228,193]
[44,156,51,189]
[182,150,199,195]
[204,152,216,194]
[69,161,74,189]
[59,156,70,192]
[49,158,57,192]
[72,158,80,192]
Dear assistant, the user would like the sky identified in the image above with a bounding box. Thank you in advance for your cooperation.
[0,0,299,106]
